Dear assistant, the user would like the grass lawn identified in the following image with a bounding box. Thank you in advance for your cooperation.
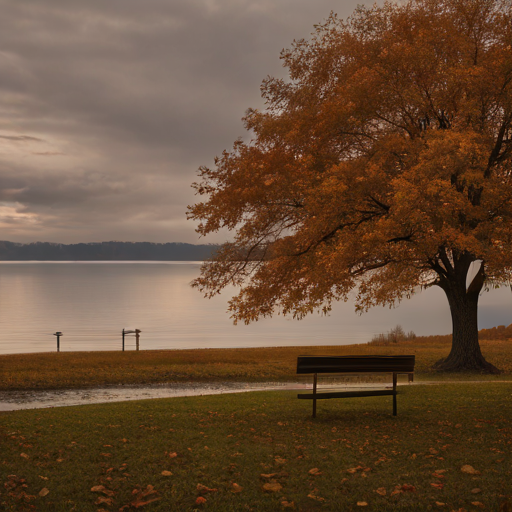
[1,338,512,391]
[1,383,511,511]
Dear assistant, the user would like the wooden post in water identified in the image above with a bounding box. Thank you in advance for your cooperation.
[54,332,63,352]
[123,329,141,351]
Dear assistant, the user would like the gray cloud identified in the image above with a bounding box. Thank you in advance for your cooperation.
[0,0,367,244]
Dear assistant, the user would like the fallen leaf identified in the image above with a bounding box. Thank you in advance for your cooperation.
[95,496,114,506]
[471,503,485,509]
[39,488,50,497]
[357,502,368,507]
[260,473,278,479]
[461,465,480,475]
[130,486,160,508]
[275,457,286,465]
[263,482,282,492]
[307,492,325,502]
[281,500,295,508]
[197,484,218,494]
[398,484,416,493]
[471,489,482,494]
[308,468,322,476]
[431,483,444,490]
[429,448,439,455]
[347,466,363,474]
[161,471,172,476]
[20,453,29,459]
[39,476,48,480]
[435,502,446,507]
[168,452,178,458]
[375,488,386,496]
[142,485,157,497]
[133,497,161,508]
[231,483,243,493]
[91,485,115,496]
[195,497,207,505]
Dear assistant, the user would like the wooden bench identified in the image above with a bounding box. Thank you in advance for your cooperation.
[297,355,415,417]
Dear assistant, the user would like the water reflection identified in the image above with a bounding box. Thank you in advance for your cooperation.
[0,261,510,354]
[0,382,304,411]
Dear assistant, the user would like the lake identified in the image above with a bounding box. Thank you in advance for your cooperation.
[0,261,510,355]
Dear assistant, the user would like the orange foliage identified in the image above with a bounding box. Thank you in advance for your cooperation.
[188,0,512,371]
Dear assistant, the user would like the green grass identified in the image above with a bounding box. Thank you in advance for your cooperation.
[1,383,511,511]
[1,338,512,391]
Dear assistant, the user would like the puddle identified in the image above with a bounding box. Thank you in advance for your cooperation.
[0,382,308,411]
[0,380,506,412]
[0,380,423,411]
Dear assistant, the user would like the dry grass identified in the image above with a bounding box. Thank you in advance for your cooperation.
[1,335,511,391]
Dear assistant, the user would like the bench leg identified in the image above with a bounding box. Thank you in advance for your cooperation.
[393,373,397,416]
[312,373,317,418]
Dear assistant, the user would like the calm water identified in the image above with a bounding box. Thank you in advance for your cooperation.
[0,262,510,355]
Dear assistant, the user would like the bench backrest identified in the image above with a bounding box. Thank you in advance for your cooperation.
[296,355,415,374]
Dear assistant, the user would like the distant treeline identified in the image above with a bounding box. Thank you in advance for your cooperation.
[368,323,512,346]
[410,323,512,344]
[0,241,220,261]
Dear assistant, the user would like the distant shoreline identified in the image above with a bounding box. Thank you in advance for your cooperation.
[0,260,204,264]
[0,240,220,261]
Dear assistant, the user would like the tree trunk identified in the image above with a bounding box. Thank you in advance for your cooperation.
[433,264,500,374]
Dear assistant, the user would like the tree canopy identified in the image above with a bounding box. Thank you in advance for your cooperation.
[188,0,512,372]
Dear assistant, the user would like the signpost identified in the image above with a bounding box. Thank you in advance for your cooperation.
[54,332,63,352]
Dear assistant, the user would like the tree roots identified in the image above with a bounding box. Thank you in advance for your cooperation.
[433,357,501,374]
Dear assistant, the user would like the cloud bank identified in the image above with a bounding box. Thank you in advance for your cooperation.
[0,0,365,243]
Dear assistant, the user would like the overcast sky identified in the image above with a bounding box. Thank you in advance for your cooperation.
[0,0,368,244]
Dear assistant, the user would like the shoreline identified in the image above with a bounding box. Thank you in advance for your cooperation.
[3,379,510,412]
[0,381,304,412]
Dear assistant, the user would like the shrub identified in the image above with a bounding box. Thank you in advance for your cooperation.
[369,325,416,345]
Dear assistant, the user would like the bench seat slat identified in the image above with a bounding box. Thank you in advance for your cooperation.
[298,389,395,400]
[297,355,415,374]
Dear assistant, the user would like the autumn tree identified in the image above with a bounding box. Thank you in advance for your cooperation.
[188,0,512,373]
